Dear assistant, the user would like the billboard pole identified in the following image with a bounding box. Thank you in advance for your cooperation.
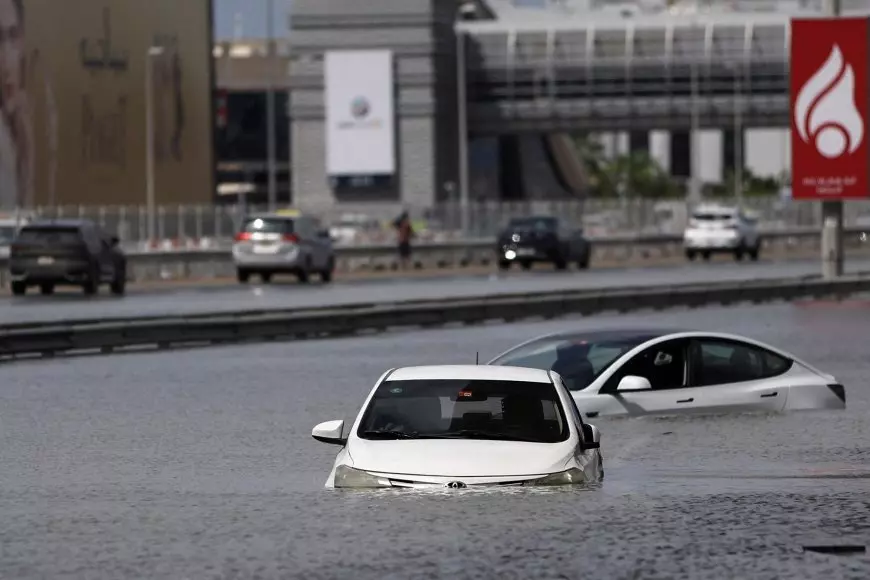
[821,0,844,279]
[265,0,278,211]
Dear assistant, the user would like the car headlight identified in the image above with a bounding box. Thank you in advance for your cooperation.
[334,465,393,488]
[525,468,588,486]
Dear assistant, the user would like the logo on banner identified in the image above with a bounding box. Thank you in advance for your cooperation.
[794,44,865,159]
[350,96,370,119]
[338,96,382,130]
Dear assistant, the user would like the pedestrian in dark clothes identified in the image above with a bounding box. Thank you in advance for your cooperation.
[394,211,414,269]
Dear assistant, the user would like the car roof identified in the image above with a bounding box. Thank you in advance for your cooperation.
[692,204,737,214]
[488,328,685,362]
[21,219,92,229]
[525,328,683,344]
[386,365,553,383]
[508,215,557,221]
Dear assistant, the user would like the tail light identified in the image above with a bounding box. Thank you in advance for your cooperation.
[282,233,299,243]
[234,232,252,242]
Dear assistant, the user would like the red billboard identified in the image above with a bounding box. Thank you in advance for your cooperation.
[791,18,870,200]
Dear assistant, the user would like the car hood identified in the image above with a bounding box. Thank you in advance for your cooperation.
[347,438,574,477]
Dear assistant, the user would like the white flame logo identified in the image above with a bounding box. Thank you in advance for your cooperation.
[794,44,864,159]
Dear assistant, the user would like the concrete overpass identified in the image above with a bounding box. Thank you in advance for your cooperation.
[460,14,790,135]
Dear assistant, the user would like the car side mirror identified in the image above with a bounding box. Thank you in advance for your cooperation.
[617,375,652,392]
[317,228,331,239]
[312,419,346,445]
[581,423,600,449]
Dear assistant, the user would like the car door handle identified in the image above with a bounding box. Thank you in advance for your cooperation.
[760,392,778,398]
[676,398,694,403]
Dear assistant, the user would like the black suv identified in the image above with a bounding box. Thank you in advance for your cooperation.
[496,216,590,271]
[8,219,127,296]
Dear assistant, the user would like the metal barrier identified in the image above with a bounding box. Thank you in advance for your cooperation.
[2,271,870,359]
[0,226,868,287]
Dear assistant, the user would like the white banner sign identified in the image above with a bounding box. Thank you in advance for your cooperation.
[324,50,396,176]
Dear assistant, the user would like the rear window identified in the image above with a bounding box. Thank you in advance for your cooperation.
[241,217,294,234]
[16,227,82,244]
[508,217,557,231]
[692,212,735,221]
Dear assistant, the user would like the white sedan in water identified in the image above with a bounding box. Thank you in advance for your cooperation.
[488,329,846,419]
[311,365,603,488]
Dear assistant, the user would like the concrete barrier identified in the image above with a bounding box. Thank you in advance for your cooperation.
[1,271,868,360]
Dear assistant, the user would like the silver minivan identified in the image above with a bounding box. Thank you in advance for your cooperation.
[231,212,335,283]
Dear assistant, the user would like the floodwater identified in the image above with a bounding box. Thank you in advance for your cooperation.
[1,301,869,578]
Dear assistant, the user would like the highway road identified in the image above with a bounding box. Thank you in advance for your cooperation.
[3,256,870,325]
[1,302,868,577]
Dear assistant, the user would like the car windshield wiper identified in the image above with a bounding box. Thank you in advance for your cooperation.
[433,430,544,443]
[361,429,420,440]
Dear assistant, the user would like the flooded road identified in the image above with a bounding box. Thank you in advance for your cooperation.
[1,301,869,578]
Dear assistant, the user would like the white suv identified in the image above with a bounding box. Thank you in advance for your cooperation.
[683,205,760,261]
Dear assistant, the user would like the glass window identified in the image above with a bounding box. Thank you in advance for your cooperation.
[507,217,558,232]
[692,212,734,221]
[602,340,687,392]
[16,227,82,245]
[0,226,16,245]
[240,217,294,235]
[689,339,793,387]
[491,335,651,391]
[356,379,569,443]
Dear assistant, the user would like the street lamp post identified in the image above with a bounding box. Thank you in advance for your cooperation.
[265,0,277,211]
[689,24,701,205]
[145,45,165,248]
[734,63,743,207]
[456,28,470,237]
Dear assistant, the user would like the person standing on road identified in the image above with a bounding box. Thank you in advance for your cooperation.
[394,211,414,270]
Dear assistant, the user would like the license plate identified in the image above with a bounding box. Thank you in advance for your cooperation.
[516,248,535,256]
[252,244,278,254]
[37,256,54,265]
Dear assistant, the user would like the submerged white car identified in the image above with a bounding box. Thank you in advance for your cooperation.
[488,329,845,418]
[311,365,603,488]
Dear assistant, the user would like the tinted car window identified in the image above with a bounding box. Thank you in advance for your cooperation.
[492,336,650,391]
[241,217,294,234]
[689,339,793,387]
[0,226,16,244]
[602,340,687,392]
[16,227,82,245]
[692,213,733,221]
[507,217,557,231]
[357,379,569,443]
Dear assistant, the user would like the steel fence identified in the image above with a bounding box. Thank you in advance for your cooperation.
[21,196,870,248]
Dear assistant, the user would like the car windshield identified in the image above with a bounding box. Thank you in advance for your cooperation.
[507,217,557,232]
[241,217,294,234]
[490,336,652,390]
[15,227,82,245]
[357,379,569,443]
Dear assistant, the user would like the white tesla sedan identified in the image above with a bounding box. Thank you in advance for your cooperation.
[488,329,845,418]
[311,365,604,489]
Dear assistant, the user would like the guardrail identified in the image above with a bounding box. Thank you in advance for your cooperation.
[1,272,869,360]
[0,226,868,286]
